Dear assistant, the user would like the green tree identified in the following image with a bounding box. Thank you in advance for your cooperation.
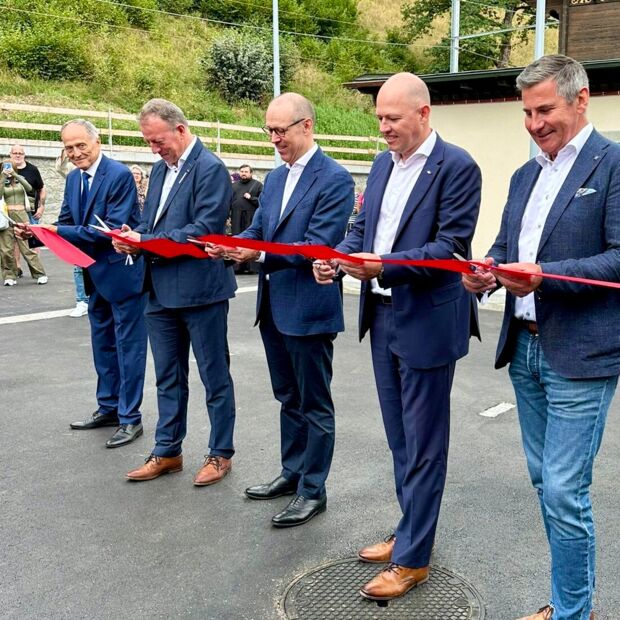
[401,0,538,72]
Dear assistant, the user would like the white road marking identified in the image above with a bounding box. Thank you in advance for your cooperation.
[0,285,259,325]
[0,309,76,324]
[479,402,515,418]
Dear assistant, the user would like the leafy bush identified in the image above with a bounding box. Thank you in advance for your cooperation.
[0,25,93,81]
[204,30,298,103]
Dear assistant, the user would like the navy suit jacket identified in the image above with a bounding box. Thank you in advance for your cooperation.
[242,147,354,336]
[489,129,620,378]
[338,134,481,369]
[57,154,144,303]
[136,139,236,308]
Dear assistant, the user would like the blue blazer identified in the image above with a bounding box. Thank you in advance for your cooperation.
[489,129,620,378]
[136,139,236,309]
[338,134,481,369]
[57,154,145,303]
[242,147,354,336]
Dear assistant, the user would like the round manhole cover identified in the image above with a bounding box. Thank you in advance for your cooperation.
[282,558,485,619]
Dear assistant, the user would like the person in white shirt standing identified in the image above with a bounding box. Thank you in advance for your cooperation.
[462,55,620,620]
[313,73,481,601]
[209,93,354,528]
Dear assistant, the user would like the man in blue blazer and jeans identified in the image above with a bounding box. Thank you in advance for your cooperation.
[20,119,148,449]
[314,73,481,600]
[114,99,237,486]
[463,55,620,620]
[211,93,354,527]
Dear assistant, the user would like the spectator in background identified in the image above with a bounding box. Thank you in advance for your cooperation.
[55,148,88,318]
[10,145,46,223]
[0,160,47,286]
[9,145,46,278]
[347,186,364,234]
[130,164,148,213]
[230,164,262,274]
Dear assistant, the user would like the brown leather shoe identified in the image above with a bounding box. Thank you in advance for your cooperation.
[358,534,396,563]
[359,562,429,601]
[516,605,595,620]
[516,605,554,620]
[126,454,183,481]
[193,455,232,486]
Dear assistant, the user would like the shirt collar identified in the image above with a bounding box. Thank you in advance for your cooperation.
[286,142,318,171]
[535,123,593,168]
[166,136,197,172]
[84,152,103,178]
[391,130,437,168]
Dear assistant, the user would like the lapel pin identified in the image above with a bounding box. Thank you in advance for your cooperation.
[426,170,432,175]
[594,156,600,160]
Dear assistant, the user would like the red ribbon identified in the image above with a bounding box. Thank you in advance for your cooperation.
[199,234,620,291]
[103,229,208,259]
[29,226,95,268]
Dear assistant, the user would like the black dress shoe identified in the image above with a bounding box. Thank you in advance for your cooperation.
[245,475,298,500]
[70,411,119,430]
[271,494,327,528]
[106,423,144,448]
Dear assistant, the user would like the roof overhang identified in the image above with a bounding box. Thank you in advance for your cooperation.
[344,58,620,103]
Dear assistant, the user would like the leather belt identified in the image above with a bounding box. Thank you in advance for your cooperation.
[517,319,538,335]
[373,294,392,305]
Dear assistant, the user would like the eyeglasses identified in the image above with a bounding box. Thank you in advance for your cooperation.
[261,118,306,138]
[10,152,25,156]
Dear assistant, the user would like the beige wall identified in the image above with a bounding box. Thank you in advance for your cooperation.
[430,94,620,257]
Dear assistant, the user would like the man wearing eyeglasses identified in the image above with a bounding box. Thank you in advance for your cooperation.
[209,92,354,527]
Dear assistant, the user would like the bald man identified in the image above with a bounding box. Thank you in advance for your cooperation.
[314,73,481,600]
[210,93,354,527]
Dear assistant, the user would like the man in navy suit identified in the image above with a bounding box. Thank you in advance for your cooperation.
[210,93,354,527]
[315,73,481,599]
[463,55,620,620]
[23,119,148,448]
[114,99,237,486]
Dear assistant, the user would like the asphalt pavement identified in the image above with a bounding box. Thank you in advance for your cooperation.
[1,252,619,620]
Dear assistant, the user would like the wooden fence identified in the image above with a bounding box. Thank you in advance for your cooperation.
[0,102,385,166]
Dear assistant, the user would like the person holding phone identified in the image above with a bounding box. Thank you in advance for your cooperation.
[0,160,47,286]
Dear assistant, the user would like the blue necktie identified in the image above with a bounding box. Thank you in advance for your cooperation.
[80,172,90,221]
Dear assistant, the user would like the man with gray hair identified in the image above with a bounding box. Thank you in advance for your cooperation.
[113,99,237,486]
[21,119,148,449]
[463,54,620,620]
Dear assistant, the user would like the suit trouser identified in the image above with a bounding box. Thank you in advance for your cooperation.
[146,296,236,459]
[369,302,454,568]
[259,291,336,500]
[88,288,147,424]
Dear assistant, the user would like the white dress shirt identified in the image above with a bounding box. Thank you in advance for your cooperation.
[257,142,318,263]
[280,142,319,217]
[82,153,103,192]
[371,131,437,295]
[153,137,197,226]
[515,123,593,321]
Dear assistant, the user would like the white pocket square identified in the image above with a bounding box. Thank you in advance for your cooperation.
[575,187,597,197]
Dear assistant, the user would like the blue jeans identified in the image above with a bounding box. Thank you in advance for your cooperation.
[73,267,89,303]
[509,328,617,620]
